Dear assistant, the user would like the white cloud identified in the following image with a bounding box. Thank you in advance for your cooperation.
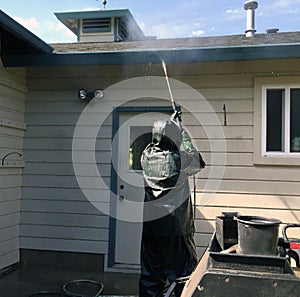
[225,8,244,20]
[142,16,207,39]
[82,6,100,11]
[260,0,300,19]
[149,21,200,39]
[46,20,72,35]
[64,6,99,12]
[192,30,204,37]
[45,20,75,41]
[226,9,240,14]
[14,16,40,35]
[136,16,146,32]
[13,15,76,43]
[274,0,300,9]
[46,20,61,31]
[150,23,173,39]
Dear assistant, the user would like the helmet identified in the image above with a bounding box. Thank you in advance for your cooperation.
[152,119,182,150]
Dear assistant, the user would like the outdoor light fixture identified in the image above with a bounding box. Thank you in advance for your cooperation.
[78,88,104,101]
[94,89,104,99]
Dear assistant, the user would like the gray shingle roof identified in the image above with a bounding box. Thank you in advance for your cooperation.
[51,31,300,53]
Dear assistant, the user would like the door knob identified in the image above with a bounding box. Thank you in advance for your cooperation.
[119,195,125,201]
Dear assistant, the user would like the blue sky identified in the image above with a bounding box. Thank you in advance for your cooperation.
[0,0,300,42]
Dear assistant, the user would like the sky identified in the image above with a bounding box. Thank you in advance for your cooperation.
[0,0,300,43]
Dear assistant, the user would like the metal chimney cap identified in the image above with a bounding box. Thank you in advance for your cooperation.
[266,28,279,34]
[244,1,258,10]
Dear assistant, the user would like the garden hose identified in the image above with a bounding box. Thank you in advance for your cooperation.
[27,292,68,297]
[27,279,104,297]
[62,279,104,297]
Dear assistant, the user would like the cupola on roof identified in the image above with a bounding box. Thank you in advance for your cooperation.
[55,9,146,43]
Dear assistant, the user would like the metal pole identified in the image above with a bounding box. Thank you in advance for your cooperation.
[161,60,182,128]
[161,60,197,220]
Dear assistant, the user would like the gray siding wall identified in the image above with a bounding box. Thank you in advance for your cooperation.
[21,90,110,254]
[22,60,300,262]
[0,62,26,270]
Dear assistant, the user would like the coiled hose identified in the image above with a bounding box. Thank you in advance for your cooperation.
[27,293,67,297]
[27,279,104,297]
[63,279,104,297]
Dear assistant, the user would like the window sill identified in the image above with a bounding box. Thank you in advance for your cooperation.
[254,154,300,166]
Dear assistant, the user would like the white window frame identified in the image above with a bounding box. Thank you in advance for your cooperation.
[254,77,300,166]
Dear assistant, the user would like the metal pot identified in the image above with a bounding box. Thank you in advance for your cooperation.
[237,216,281,256]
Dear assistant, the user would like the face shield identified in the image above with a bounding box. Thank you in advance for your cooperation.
[152,119,182,149]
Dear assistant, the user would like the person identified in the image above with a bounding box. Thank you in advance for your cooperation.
[139,113,206,297]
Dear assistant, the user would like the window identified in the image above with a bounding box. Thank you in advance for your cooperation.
[290,89,300,152]
[254,77,300,165]
[129,126,152,170]
[263,86,300,155]
[265,88,285,153]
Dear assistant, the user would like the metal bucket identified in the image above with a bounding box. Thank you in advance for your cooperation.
[237,216,281,256]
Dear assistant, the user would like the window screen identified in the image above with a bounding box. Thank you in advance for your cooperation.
[290,89,300,152]
[266,89,284,152]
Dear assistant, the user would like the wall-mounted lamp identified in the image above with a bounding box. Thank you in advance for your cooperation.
[78,89,104,102]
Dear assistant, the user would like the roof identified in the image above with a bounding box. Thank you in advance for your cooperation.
[2,8,300,68]
[0,10,53,55]
[50,31,300,53]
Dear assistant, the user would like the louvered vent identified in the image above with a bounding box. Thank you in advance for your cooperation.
[82,18,111,33]
[120,22,128,40]
[55,9,146,43]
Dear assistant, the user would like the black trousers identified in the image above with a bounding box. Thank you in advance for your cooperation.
[139,233,197,297]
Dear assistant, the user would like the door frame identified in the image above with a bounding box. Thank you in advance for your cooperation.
[108,105,174,268]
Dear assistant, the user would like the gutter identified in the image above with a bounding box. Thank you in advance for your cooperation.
[2,43,300,68]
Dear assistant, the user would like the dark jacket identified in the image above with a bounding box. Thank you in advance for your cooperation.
[141,122,205,236]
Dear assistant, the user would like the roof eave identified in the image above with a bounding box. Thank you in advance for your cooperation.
[0,10,53,54]
[2,43,300,68]
[55,9,132,21]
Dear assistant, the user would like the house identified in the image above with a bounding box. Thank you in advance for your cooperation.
[0,4,300,274]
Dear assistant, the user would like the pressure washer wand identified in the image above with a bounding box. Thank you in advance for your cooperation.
[162,60,197,220]
[162,60,182,128]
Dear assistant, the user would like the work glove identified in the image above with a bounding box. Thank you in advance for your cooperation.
[171,110,182,122]
[182,129,196,152]
[182,130,206,169]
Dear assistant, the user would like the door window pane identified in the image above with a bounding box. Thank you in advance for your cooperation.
[129,126,152,170]
[266,89,284,152]
[290,88,300,152]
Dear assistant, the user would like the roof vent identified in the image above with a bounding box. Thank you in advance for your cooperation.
[82,18,111,33]
[244,1,258,37]
[55,9,145,43]
[266,28,279,34]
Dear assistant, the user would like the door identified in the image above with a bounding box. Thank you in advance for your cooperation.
[114,111,170,268]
